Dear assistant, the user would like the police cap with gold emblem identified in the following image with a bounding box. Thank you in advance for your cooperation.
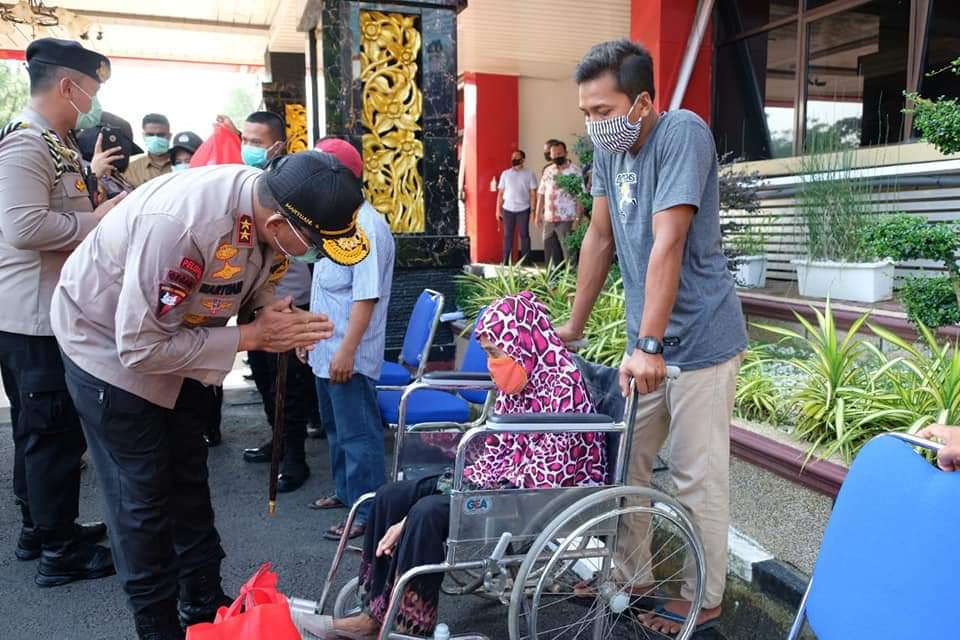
[264,151,369,267]
[26,37,111,84]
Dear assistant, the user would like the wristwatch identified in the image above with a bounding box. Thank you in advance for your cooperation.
[636,336,663,355]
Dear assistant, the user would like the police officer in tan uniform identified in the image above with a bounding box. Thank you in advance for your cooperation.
[51,151,368,639]
[0,38,123,587]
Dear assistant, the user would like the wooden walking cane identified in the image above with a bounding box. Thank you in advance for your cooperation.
[268,351,289,515]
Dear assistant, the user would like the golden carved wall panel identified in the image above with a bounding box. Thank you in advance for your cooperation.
[359,10,424,233]
[285,103,308,154]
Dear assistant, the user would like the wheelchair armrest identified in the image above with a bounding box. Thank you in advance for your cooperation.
[487,412,616,425]
[422,371,492,382]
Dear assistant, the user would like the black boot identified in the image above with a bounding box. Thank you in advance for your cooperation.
[35,537,115,587]
[276,444,310,493]
[135,612,186,640]
[17,520,108,561]
[178,567,232,629]
[242,439,273,463]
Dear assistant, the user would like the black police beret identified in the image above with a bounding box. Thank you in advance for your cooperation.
[26,37,111,83]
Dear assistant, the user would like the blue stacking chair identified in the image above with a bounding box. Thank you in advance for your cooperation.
[787,432,960,640]
[378,289,444,387]
[378,307,492,427]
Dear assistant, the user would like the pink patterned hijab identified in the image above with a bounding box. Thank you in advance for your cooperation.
[463,292,606,489]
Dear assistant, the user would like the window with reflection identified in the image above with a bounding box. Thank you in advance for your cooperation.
[803,0,910,150]
[919,0,960,103]
[715,24,799,160]
[718,0,798,39]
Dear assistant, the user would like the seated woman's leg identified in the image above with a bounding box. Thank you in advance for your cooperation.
[350,476,439,627]
[380,494,451,635]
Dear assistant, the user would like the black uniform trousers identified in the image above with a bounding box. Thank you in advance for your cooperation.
[62,355,225,618]
[0,331,84,540]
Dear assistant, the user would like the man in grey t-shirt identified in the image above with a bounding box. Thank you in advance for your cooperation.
[558,39,746,634]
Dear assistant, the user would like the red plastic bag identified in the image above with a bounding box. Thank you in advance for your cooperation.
[189,123,242,167]
[186,563,300,640]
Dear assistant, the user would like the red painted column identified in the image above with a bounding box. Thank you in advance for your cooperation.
[630,0,713,123]
[462,72,519,264]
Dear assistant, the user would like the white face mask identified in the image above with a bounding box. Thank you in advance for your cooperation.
[585,95,643,154]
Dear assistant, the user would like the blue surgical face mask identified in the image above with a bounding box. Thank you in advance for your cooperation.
[242,144,269,168]
[172,163,189,172]
[144,135,170,155]
[69,81,102,130]
[293,247,322,264]
[276,218,324,264]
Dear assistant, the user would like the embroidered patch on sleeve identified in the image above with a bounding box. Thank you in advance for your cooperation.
[212,244,242,280]
[199,298,235,315]
[165,269,197,290]
[179,257,204,281]
[184,313,212,327]
[236,215,254,247]
[158,283,188,317]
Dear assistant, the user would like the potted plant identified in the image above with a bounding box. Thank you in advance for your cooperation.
[719,159,766,288]
[792,141,893,303]
[727,221,771,288]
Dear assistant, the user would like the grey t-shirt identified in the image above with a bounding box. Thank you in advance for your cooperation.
[591,109,746,370]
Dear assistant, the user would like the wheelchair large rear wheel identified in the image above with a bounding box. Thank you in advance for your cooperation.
[507,486,705,640]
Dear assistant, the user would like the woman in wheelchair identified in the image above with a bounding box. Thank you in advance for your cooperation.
[331,292,607,638]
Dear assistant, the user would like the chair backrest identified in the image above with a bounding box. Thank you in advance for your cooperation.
[460,307,491,405]
[400,289,444,375]
[805,434,960,639]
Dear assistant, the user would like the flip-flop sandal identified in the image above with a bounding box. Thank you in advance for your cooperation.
[323,522,367,541]
[310,495,346,510]
[637,605,721,637]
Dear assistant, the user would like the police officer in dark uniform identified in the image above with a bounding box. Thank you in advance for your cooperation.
[0,38,123,585]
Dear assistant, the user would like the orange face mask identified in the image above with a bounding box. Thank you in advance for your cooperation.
[487,355,528,395]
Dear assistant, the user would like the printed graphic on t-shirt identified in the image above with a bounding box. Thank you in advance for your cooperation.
[615,171,637,221]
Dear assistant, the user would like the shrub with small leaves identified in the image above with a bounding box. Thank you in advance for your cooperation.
[903,58,960,156]
[864,213,960,275]
[897,276,960,329]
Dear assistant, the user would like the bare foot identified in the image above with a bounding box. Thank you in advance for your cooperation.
[638,601,721,636]
[334,613,381,636]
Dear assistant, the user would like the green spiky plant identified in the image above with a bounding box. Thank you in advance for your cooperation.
[752,301,914,463]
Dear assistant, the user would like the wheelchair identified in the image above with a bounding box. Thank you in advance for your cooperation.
[316,371,707,640]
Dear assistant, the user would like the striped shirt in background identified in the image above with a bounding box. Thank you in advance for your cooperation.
[308,201,395,381]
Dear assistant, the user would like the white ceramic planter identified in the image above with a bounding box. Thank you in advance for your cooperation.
[792,259,895,303]
[734,255,768,289]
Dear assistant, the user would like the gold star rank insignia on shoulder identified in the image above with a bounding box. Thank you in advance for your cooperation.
[236,214,254,247]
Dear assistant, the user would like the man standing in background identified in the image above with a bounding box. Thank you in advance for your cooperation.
[124,113,172,188]
[536,140,582,266]
[496,149,537,264]
[236,109,315,493]
[0,37,121,588]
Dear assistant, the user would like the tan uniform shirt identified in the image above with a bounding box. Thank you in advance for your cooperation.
[122,152,171,188]
[51,165,287,409]
[0,108,98,336]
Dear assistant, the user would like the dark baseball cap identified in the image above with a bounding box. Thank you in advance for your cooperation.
[170,131,203,155]
[263,151,368,266]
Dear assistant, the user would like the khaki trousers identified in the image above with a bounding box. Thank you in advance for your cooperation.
[613,352,743,609]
